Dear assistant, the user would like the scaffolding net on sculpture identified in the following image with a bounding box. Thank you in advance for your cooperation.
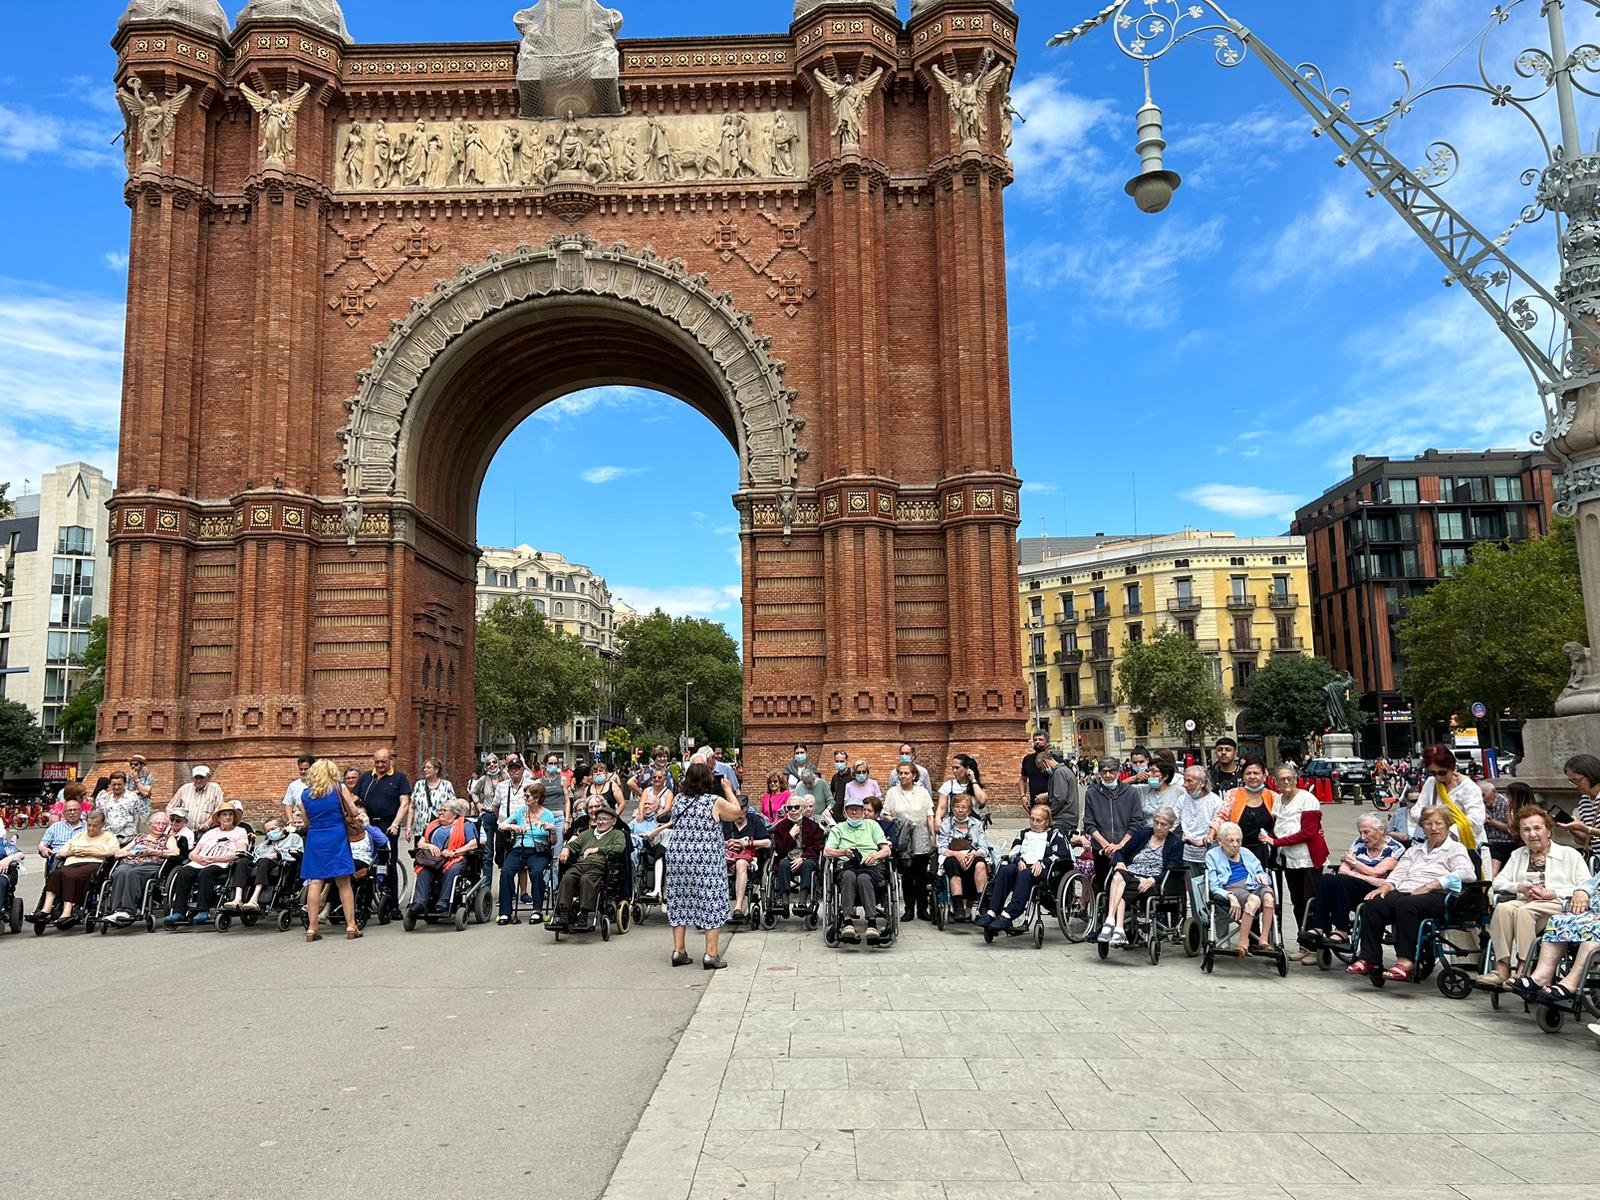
[516,0,626,119]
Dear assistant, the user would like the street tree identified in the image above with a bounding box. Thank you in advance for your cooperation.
[1116,626,1226,742]
[0,697,49,786]
[474,598,603,754]
[1398,519,1586,729]
[1240,653,1356,755]
[614,610,742,750]
[58,617,108,749]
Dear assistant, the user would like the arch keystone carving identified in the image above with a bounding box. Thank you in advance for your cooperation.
[339,235,805,497]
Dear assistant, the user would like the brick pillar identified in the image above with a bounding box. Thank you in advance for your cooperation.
[102,23,228,790]
[799,24,903,758]
[914,10,1027,772]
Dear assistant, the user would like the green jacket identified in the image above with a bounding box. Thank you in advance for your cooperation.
[566,825,625,869]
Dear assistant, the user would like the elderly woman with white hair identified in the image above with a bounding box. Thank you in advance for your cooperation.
[1477,806,1590,990]
[1098,804,1184,945]
[1348,805,1475,982]
[1299,811,1407,953]
[1205,820,1277,956]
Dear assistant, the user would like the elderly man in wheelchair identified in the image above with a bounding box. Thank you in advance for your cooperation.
[547,803,626,934]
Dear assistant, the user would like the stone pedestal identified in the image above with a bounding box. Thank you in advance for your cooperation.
[1322,732,1357,760]
[1518,715,1591,804]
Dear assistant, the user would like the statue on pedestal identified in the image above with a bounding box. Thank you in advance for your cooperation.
[931,52,1007,149]
[813,66,885,153]
[239,82,312,170]
[116,77,191,171]
[1323,673,1357,734]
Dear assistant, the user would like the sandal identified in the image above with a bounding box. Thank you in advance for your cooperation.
[305,931,322,942]
[346,928,362,940]
[1540,983,1576,1005]
[1345,959,1373,976]
[1382,963,1416,982]
[1324,931,1351,947]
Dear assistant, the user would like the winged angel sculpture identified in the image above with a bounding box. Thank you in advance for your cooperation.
[239,82,312,169]
[115,77,191,172]
[931,54,1009,148]
[812,66,885,152]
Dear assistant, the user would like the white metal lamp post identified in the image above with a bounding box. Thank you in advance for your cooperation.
[1053,0,1600,738]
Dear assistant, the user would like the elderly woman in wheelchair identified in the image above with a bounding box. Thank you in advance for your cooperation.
[1098,804,1184,947]
[978,803,1068,932]
[1511,864,1600,1008]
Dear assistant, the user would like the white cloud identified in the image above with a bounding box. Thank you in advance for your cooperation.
[0,281,124,493]
[1236,186,1414,294]
[104,251,128,272]
[580,465,645,485]
[1181,484,1301,520]
[609,584,742,622]
[533,385,665,423]
[1021,481,1058,494]
[1009,217,1226,329]
[0,103,122,171]
[1007,72,1118,201]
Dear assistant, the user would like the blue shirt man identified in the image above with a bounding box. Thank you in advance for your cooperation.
[39,809,85,861]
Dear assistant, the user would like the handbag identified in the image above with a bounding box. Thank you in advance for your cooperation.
[413,840,446,868]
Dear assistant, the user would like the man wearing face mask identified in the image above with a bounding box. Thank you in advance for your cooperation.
[1083,759,1144,892]
[1121,746,1151,786]
[896,744,933,794]
[824,794,894,943]
[829,750,853,817]
[1042,748,1080,836]
[1207,737,1242,796]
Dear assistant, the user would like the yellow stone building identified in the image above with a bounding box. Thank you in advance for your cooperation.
[1017,532,1312,760]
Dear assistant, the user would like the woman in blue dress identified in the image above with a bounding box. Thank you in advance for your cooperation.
[661,760,742,969]
[295,759,361,942]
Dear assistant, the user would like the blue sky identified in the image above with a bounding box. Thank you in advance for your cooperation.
[0,1,1571,632]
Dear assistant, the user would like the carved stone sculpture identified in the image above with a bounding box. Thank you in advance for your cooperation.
[370,119,392,187]
[514,0,625,119]
[1323,673,1356,734]
[1556,641,1600,715]
[645,114,676,182]
[116,76,192,172]
[931,53,1007,149]
[239,82,312,169]
[813,67,884,153]
[1001,80,1025,153]
[463,123,494,185]
[771,111,799,177]
[400,119,428,187]
[342,120,366,187]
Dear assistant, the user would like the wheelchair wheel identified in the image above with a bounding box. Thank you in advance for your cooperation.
[804,910,819,931]
[761,909,778,930]
[617,902,631,934]
[632,902,645,924]
[1536,1004,1564,1034]
[1058,871,1092,942]
[474,888,493,925]
[1318,947,1333,971]
[824,924,839,946]
[278,910,293,932]
[241,913,259,927]
[145,913,156,933]
[8,895,22,934]
[216,913,232,933]
[599,915,611,942]
[1096,938,1110,960]
[1148,932,1161,966]
[1276,949,1289,977]
[1438,967,1473,1000]
[99,916,111,936]
[1033,920,1045,949]
[1182,917,1202,958]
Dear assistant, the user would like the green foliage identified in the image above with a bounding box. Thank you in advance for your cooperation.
[614,610,743,749]
[0,481,11,519]
[474,598,604,752]
[604,726,632,755]
[0,697,49,780]
[58,617,108,749]
[1116,626,1226,740]
[1241,653,1350,746]
[1398,518,1587,726]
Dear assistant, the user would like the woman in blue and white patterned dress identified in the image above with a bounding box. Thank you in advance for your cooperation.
[662,760,741,969]
[1515,866,1600,1005]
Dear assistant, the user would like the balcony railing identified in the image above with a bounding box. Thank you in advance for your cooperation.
[1189,638,1221,653]
[1267,591,1297,609]
[1087,605,1113,622]
[1272,637,1305,653]
[1225,595,1256,611]
[1055,611,1079,627]
[1125,600,1144,615]
[1024,619,1047,630]
[1055,650,1084,667]
[1028,653,1048,667]
[1228,638,1261,653]
[1167,596,1201,613]
[1230,684,1252,702]
[1087,646,1114,663]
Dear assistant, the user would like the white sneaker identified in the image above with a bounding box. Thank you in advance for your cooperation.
[1097,923,1114,943]
[1110,928,1128,947]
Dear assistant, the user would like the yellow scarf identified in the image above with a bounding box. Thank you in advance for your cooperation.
[1435,779,1478,850]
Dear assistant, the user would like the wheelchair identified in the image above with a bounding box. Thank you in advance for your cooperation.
[215,855,303,933]
[1505,943,1600,1034]
[1200,883,1289,976]
[31,858,112,935]
[763,851,821,931]
[977,853,1081,949]
[728,845,772,931]
[95,857,180,935]
[1343,881,1491,993]
[819,853,900,948]
[403,849,493,932]
[2,858,24,934]
[549,841,633,942]
[933,847,997,930]
[1089,868,1195,964]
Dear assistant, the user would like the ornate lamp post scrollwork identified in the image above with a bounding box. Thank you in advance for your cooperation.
[1054,0,1600,718]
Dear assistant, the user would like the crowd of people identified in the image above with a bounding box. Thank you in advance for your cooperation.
[4,734,1597,1038]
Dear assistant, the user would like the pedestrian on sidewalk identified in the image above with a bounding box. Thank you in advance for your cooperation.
[662,760,741,969]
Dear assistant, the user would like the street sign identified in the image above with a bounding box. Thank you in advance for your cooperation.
[1470,701,1487,720]
[1183,719,1196,733]
[1113,725,1126,744]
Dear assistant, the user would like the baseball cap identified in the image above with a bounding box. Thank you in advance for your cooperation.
[192,766,212,778]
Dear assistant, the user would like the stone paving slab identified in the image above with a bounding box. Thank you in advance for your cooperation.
[604,804,1600,1200]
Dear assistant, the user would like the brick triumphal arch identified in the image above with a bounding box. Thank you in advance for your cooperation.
[105,0,1025,797]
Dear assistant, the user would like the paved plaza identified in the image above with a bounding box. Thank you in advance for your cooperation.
[608,802,1600,1200]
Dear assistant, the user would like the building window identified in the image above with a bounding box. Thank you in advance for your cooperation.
[1124,583,1141,613]
[1236,661,1255,689]
[1090,628,1109,654]
[1029,597,1043,621]
[533,599,545,614]
[1126,622,1142,645]
[1123,564,1138,575]
[1437,510,1465,541]
[1173,558,1189,568]
[1439,546,1469,571]
[555,601,564,615]
[1094,669,1113,706]
[1031,633,1045,662]
[1178,618,1196,639]
[1276,614,1294,641]
[1493,476,1524,501]
[1271,574,1290,600]
[1230,575,1248,601]
[1388,478,1420,504]
[1228,556,1245,567]
[1062,673,1080,707]
[56,526,93,555]
[1091,587,1107,614]
[1270,555,1287,566]
[1033,673,1050,709]
[496,573,510,587]
[1233,614,1253,644]
[1175,577,1193,602]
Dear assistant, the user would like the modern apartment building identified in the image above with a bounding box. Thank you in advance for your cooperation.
[0,464,114,783]
[474,545,633,758]
[1018,531,1311,761]
[1290,449,1558,758]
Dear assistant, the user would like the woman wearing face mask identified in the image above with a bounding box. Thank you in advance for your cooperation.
[784,744,811,786]
[1223,758,1278,871]
[829,750,853,820]
[1141,757,1184,822]
[1262,764,1328,961]
[885,761,937,922]
[584,761,627,821]
[843,760,881,810]
[1477,806,1590,990]
[223,816,304,914]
